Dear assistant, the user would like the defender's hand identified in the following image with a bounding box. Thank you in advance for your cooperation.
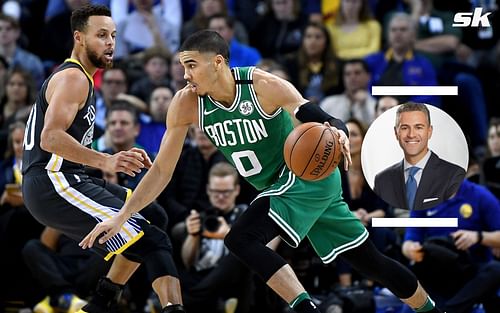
[79,212,128,249]
[104,150,145,176]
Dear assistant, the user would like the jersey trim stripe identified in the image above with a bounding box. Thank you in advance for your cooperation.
[247,67,282,120]
[254,170,295,200]
[47,171,144,260]
[64,58,94,88]
[45,153,63,171]
[198,95,204,129]
[268,209,300,247]
[321,228,369,263]
[207,69,241,112]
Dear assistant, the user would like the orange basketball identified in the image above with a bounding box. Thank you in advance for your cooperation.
[284,122,342,181]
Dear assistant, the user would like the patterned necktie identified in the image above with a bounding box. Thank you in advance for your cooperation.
[406,166,420,210]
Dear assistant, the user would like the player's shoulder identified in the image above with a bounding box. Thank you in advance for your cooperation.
[50,67,89,88]
[252,68,285,90]
[167,85,198,125]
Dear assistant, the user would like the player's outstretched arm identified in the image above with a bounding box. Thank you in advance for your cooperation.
[80,87,197,249]
[41,69,145,176]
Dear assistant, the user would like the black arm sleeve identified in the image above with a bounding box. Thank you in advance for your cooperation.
[294,102,349,137]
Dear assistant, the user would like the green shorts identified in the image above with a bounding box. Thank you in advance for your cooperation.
[255,167,368,263]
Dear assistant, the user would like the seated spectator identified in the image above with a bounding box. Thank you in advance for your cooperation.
[320,59,376,125]
[208,14,261,68]
[402,178,500,313]
[180,163,252,313]
[94,67,147,137]
[114,0,180,59]
[169,52,186,92]
[24,227,105,313]
[327,0,381,60]
[374,95,399,118]
[129,47,170,103]
[96,102,154,190]
[282,22,340,104]
[38,0,88,68]
[364,13,439,106]
[0,13,44,88]
[159,127,227,230]
[0,68,36,156]
[182,0,248,44]
[0,122,45,308]
[137,86,173,155]
[251,0,307,61]
[482,117,500,199]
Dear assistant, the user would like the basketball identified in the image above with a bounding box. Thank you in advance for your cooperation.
[284,122,343,181]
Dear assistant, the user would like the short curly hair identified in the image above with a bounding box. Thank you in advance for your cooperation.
[71,4,111,33]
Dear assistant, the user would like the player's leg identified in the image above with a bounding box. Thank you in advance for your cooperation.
[225,196,320,313]
[87,176,184,312]
[340,240,442,313]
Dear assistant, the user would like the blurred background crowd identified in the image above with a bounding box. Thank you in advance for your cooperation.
[0,0,499,313]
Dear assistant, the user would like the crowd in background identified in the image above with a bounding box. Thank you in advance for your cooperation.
[0,0,500,312]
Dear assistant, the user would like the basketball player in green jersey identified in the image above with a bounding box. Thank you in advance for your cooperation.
[81,30,442,313]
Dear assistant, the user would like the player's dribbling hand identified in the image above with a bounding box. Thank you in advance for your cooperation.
[324,122,352,171]
[79,212,128,249]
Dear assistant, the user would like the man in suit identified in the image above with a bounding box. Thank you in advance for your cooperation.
[374,102,465,210]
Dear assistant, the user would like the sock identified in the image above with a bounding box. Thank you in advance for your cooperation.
[289,292,320,313]
[415,297,437,312]
[162,304,186,313]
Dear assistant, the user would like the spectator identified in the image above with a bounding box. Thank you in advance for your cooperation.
[24,227,104,313]
[38,0,89,67]
[0,122,45,308]
[320,59,376,125]
[159,127,227,231]
[208,14,261,68]
[182,0,248,44]
[129,46,170,103]
[180,163,252,313]
[282,22,340,104]
[137,86,173,155]
[482,118,500,199]
[327,0,381,60]
[251,0,307,61]
[364,13,439,105]
[374,95,399,118]
[0,68,36,157]
[96,102,153,190]
[402,179,500,313]
[0,13,44,88]
[114,0,180,59]
[169,51,186,92]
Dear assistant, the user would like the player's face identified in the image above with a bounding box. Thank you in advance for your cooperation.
[207,175,239,213]
[395,111,432,163]
[82,15,116,69]
[180,51,220,96]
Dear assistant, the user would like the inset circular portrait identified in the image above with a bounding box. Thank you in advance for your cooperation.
[361,102,468,210]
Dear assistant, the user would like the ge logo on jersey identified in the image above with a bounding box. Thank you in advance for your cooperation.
[239,101,254,116]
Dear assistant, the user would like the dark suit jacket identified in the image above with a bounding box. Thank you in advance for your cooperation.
[373,151,466,210]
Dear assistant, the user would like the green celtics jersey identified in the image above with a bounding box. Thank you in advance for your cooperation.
[198,67,294,190]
